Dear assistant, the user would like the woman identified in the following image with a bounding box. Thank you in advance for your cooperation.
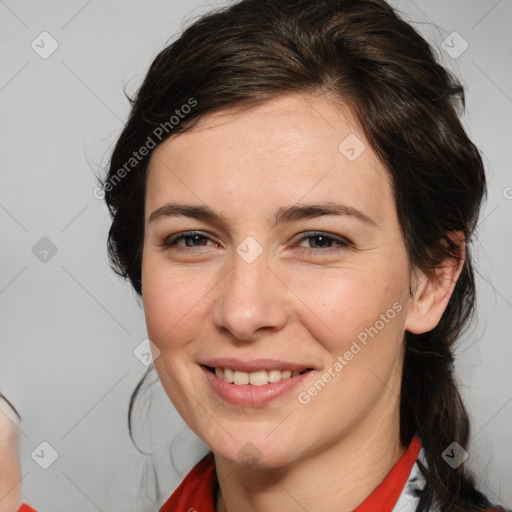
[102,0,506,511]
[13,0,507,511]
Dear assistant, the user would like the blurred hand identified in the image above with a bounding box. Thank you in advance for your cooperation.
[0,395,22,512]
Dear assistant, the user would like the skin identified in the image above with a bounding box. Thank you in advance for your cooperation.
[0,396,22,512]
[141,92,464,512]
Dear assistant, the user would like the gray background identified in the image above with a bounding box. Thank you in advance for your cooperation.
[0,0,510,511]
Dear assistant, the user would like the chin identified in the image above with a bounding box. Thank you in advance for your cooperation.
[206,429,305,469]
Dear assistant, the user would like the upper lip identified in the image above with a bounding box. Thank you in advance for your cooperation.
[200,358,313,372]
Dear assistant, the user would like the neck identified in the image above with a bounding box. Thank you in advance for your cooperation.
[214,397,404,512]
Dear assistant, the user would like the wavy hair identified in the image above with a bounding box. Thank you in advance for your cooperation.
[102,1,505,510]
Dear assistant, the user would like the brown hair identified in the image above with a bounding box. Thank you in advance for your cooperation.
[101,0,505,510]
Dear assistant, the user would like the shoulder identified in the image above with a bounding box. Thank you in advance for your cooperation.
[18,505,38,512]
[160,452,216,512]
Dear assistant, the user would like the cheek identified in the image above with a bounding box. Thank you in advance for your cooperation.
[141,256,208,352]
[283,261,409,357]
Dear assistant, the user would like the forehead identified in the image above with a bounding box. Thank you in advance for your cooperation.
[145,93,394,223]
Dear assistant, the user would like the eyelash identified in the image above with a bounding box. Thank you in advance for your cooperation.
[160,230,351,254]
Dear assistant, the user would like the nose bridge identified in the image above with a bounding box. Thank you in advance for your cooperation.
[213,244,286,340]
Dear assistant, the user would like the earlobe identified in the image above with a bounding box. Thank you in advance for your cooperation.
[405,232,465,335]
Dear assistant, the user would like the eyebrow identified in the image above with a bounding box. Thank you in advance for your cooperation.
[148,201,377,228]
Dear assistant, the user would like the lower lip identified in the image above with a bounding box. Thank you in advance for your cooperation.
[201,366,311,407]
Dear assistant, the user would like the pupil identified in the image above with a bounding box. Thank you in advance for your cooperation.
[313,235,328,248]
[187,235,203,247]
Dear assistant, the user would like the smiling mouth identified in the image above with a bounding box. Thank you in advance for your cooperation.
[205,366,312,386]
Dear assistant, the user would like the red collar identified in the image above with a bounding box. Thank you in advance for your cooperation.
[160,436,422,512]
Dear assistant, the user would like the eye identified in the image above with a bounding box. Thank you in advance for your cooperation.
[295,232,351,252]
[159,230,350,254]
[160,231,217,249]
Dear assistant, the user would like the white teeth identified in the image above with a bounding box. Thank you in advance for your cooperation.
[223,368,234,383]
[213,367,306,385]
[267,370,282,383]
[249,370,268,386]
[233,370,249,385]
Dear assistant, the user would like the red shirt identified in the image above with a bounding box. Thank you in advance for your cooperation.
[160,436,422,512]
[17,438,501,512]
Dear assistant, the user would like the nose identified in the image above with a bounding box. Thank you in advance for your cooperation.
[212,248,288,342]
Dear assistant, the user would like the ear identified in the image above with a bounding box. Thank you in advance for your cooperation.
[404,232,465,335]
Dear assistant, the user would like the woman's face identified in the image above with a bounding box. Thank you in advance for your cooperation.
[141,93,415,467]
